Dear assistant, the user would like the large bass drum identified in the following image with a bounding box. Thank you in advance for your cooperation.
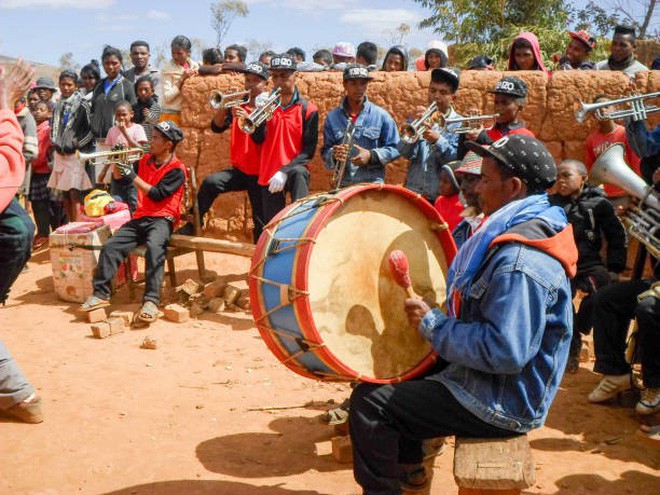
[248,184,457,383]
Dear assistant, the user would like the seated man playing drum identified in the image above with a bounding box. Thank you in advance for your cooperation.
[79,121,186,323]
[348,135,578,494]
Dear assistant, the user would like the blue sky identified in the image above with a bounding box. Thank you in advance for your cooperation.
[0,0,440,68]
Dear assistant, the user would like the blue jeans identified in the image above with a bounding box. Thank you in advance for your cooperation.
[0,198,35,305]
[110,177,138,214]
[0,339,35,411]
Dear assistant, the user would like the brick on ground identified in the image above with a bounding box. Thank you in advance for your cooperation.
[331,435,353,463]
[203,280,228,299]
[223,285,241,305]
[109,311,133,327]
[86,307,107,323]
[164,303,190,323]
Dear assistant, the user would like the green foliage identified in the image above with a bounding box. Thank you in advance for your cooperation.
[451,25,611,70]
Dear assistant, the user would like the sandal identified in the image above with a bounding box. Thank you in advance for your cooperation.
[400,465,430,492]
[137,301,160,323]
[79,295,110,312]
[324,399,350,425]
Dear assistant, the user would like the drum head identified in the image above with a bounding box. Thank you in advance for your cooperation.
[305,188,451,381]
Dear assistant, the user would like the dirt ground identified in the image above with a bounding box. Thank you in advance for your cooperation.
[1,248,658,495]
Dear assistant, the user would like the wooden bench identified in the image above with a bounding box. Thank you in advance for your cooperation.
[453,435,536,495]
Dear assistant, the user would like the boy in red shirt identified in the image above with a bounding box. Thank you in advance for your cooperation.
[584,94,641,208]
[80,121,186,323]
[251,54,319,225]
[183,62,269,242]
[29,100,60,249]
[434,161,464,231]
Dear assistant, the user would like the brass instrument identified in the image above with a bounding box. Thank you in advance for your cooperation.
[575,92,660,123]
[589,143,659,257]
[210,89,250,109]
[331,120,356,190]
[400,102,439,144]
[238,88,282,134]
[76,147,144,166]
[440,111,499,134]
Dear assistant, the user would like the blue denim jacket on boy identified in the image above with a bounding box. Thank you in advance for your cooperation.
[420,216,576,433]
[322,97,399,187]
[398,106,462,202]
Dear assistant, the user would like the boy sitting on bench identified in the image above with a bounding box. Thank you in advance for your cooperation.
[80,121,186,323]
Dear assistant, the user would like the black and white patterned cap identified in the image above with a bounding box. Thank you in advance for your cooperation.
[343,64,373,81]
[466,135,556,190]
[154,120,184,144]
[270,53,297,71]
[488,76,527,98]
[241,62,270,80]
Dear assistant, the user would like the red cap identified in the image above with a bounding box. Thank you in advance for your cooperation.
[569,30,596,50]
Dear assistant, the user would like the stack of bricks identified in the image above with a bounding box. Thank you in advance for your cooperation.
[163,278,251,323]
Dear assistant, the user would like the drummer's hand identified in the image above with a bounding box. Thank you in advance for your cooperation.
[351,145,371,167]
[404,298,431,330]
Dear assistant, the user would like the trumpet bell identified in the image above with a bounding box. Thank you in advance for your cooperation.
[589,143,659,210]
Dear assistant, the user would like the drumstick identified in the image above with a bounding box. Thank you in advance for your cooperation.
[388,250,420,299]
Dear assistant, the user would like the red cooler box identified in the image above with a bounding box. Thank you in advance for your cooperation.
[50,222,111,303]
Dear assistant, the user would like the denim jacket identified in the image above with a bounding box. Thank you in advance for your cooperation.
[398,107,461,201]
[322,97,400,187]
[419,240,573,433]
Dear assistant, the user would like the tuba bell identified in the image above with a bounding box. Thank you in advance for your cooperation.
[589,143,659,257]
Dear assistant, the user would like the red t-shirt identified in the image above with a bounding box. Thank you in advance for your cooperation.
[584,125,641,198]
[434,194,465,232]
[486,125,535,142]
[32,120,52,174]
[258,99,317,186]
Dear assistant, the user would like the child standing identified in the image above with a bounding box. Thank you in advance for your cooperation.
[161,35,199,125]
[549,160,627,373]
[100,101,147,213]
[49,69,95,222]
[29,100,59,249]
[433,161,464,231]
[507,32,549,76]
[132,76,161,148]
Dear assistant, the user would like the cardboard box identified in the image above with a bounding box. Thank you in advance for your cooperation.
[50,223,111,303]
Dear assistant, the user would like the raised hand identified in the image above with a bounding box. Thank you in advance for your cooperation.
[0,59,35,110]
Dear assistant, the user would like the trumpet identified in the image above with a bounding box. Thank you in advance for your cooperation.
[575,92,660,123]
[210,89,250,109]
[331,120,357,190]
[238,88,281,134]
[400,102,439,144]
[76,147,144,165]
[440,111,499,134]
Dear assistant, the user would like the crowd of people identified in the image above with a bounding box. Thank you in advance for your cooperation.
[0,20,658,495]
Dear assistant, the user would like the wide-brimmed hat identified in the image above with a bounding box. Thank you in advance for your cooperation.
[34,77,57,91]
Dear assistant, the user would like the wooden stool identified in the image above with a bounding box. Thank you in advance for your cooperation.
[453,435,535,495]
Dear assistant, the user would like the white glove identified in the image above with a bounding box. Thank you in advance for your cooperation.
[268,171,287,193]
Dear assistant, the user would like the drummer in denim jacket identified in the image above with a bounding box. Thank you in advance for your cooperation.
[349,135,578,494]
[398,67,463,203]
[321,64,399,188]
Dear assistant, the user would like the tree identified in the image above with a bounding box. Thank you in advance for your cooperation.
[384,23,412,45]
[59,52,78,71]
[210,1,249,47]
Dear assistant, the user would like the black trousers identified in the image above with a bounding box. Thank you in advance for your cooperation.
[260,165,310,226]
[569,265,612,357]
[0,199,35,305]
[197,167,264,243]
[592,279,660,387]
[93,217,172,305]
[349,380,519,495]
[31,199,65,238]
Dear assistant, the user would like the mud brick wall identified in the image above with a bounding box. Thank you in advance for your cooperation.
[177,70,659,242]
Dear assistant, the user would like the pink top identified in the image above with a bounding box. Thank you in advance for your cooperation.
[0,109,25,212]
[105,123,147,148]
[508,31,549,76]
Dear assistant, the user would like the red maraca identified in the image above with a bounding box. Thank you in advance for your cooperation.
[388,250,420,299]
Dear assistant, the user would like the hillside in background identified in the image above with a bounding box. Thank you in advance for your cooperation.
[0,54,60,81]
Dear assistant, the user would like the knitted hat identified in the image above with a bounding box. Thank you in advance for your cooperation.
[440,160,461,192]
[455,151,483,176]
